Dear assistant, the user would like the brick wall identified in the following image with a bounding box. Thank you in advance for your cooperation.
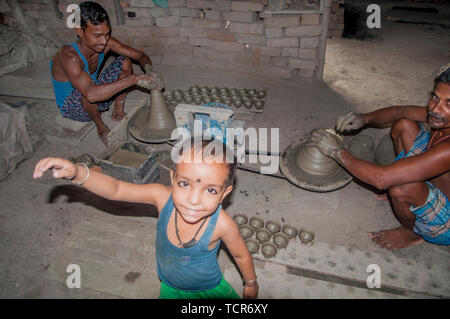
[21,0,333,80]
[328,0,344,38]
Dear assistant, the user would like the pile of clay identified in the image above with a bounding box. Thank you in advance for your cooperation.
[163,86,267,112]
[233,214,315,260]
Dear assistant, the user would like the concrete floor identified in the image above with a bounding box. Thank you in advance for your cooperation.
[0,15,449,299]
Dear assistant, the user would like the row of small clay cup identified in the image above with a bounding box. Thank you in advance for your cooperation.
[235,215,315,258]
[234,215,296,259]
[164,88,266,109]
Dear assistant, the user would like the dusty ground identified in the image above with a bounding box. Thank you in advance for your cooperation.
[0,2,449,299]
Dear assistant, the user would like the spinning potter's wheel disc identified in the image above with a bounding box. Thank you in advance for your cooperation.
[128,105,176,144]
[279,140,353,192]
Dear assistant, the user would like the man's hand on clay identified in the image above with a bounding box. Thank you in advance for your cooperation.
[136,72,164,91]
[309,128,344,159]
[336,112,365,132]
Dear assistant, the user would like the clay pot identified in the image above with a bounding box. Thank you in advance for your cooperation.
[299,230,315,244]
[255,228,271,243]
[210,87,218,94]
[254,100,265,110]
[214,97,222,103]
[174,89,183,97]
[200,86,209,94]
[265,220,281,233]
[174,95,184,103]
[184,96,193,104]
[233,99,243,108]
[239,225,254,239]
[202,96,212,103]
[193,96,202,105]
[233,214,248,225]
[248,89,257,96]
[273,233,289,249]
[222,98,232,106]
[230,88,238,95]
[244,100,253,109]
[249,216,264,229]
[257,89,266,98]
[295,143,340,176]
[245,238,260,255]
[261,243,277,258]
[282,224,299,238]
[239,89,248,95]
[165,93,174,102]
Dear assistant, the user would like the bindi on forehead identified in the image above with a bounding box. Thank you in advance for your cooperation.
[196,178,201,183]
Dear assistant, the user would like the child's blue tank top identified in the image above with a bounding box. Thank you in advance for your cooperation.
[49,42,104,108]
[156,194,223,291]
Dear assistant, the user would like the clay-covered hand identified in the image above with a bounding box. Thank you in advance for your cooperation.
[309,128,345,159]
[336,112,365,132]
[33,157,77,180]
[136,72,165,91]
[143,63,153,74]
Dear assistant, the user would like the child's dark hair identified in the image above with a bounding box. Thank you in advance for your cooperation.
[79,1,110,29]
[175,137,237,187]
[434,63,450,86]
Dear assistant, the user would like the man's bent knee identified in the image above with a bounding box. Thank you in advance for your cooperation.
[389,183,429,206]
[390,118,419,140]
[121,57,132,75]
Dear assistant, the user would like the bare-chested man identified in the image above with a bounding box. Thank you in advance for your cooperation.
[50,1,155,144]
[310,64,450,250]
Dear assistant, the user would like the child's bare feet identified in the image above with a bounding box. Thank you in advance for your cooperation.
[368,226,424,250]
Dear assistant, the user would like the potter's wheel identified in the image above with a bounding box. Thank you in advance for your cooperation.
[128,106,175,143]
[279,140,353,192]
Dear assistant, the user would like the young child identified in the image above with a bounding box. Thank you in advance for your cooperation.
[33,139,258,299]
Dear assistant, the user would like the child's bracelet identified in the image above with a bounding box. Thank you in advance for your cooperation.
[244,278,257,286]
[72,163,90,186]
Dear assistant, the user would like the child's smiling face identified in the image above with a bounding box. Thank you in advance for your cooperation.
[170,157,233,224]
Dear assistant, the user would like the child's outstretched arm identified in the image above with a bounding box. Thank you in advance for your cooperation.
[218,212,258,299]
[33,157,168,206]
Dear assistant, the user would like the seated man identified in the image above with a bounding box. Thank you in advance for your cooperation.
[310,64,450,250]
[50,1,155,144]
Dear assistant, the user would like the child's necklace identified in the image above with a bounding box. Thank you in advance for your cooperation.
[174,208,207,248]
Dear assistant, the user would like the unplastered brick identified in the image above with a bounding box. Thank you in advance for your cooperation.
[207,30,236,42]
[215,0,231,11]
[228,22,264,34]
[235,34,266,45]
[282,48,298,57]
[169,7,200,17]
[181,17,222,28]
[300,14,320,25]
[167,0,186,7]
[265,28,282,38]
[285,25,322,37]
[189,37,214,47]
[149,8,169,18]
[230,1,263,12]
[212,40,244,52]
[226,10,257,23]
[288,58,316,70]
[155,15,180,27]
[267,37,298,48]
[179,27,210,37]
[128,0,156,7]
[187,0,216,9]
[299,48,317,59]
[300,37,320,48]
[251,46,281,56]
[264,16,299,28]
